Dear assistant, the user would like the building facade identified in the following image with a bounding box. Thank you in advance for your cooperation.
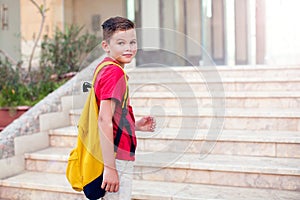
[0,0,21,62]
[135,0,300,66]
[0,0,299,66]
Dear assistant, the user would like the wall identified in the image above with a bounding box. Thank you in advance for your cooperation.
[21,0,63,41]
[69,0,126,37]
[21,0,126,40]
[20,0,126,65]
[20,0,64,65]
[0,0,21,61]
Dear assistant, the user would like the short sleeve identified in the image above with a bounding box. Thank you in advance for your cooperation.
[94,65,126,104]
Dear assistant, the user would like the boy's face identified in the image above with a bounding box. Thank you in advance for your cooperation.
[102,28,137,67]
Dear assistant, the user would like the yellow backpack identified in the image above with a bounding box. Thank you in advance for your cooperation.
[66,61,128,199]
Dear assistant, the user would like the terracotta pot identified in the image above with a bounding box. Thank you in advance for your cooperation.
[0,106,30,131]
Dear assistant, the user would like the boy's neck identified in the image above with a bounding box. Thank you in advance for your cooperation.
[107,56,124,68]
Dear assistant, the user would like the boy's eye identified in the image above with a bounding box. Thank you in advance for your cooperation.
[130,41,137,45]
[118,42,125,45]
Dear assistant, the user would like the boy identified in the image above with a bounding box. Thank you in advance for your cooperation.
[95,16,156,200]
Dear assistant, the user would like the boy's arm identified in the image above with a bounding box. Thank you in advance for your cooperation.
[98,99,119,193]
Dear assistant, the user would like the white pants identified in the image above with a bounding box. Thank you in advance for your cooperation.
[101,160,134,200]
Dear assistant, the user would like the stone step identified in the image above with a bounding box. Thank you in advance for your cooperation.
[60,94,87,112]
[130,91,300,109]
[39,111,70,132]
[137,129,300,158]
[127,65,300,80]
[132,180,300,200]
[134,152,300,191]
[23,147,300,191]
[70,107,300,119]
[49,126,78,148]
[128,67,300,93]
[3,171,299,200]
[71,91,300,109]
[49,126,300,158]
[0,171,84,200]
[129,80,300,92]
[135,108,300,131]
[69,108,300,131]
[129,75,300,83]
[24,147,70,174]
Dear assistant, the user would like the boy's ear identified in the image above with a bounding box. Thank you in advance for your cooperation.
[101,40,110,53]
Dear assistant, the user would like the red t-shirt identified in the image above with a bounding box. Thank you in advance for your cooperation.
[94,57,136,161]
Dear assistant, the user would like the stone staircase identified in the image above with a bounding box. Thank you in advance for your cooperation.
[1,65,300,199]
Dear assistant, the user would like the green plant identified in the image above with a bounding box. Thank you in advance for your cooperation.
[0,57,64,108]
[0,83,30,107]
[0,59,19,91]
[40,25,100,78]
[0,24,99,109]
[0,59,26,107]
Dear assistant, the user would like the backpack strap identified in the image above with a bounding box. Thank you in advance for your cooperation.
[93,61,134,156]
[92,61,128,109]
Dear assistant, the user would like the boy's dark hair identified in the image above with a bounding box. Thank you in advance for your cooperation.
[101,16,135,41]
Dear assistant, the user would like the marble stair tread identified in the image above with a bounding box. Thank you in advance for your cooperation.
[0,171,80,194]
[133,107,300,118]
[135,152,300,176]
[137,128,300,143]
[24,147,71,161]
[131,91,300,98]
[129,76,300,83]
[127,65,300,72]
[70,108,300,118]
[128,65,300,77]
[24,146,299,175]
[50,126,300,143]
[132,180,300,200]
[69,109,82,116]
[3,172,299,200]
[49,126,78,136]
[24,147,300,175]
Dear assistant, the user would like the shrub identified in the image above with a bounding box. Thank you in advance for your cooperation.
[0,59,63,107]
[40,25,100,79]
[0,25,100,108]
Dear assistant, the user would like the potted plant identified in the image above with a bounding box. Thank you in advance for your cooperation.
[0,59,29,130]
[0,57,65,131]
[0,23,100,131]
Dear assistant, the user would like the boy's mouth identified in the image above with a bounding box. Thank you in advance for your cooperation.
[123,53,133,58]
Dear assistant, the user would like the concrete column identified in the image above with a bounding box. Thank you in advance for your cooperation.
[247,0,256,65]
[126,0,135,21]
[161,0,176,52]
[186,0,202,57]
[256,0,265,64]
[224,0,236,66]
[201,0,213,65]
[140,0,160,49]
[174,0,186,62]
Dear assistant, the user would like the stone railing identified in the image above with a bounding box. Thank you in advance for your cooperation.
[0,56,104,159]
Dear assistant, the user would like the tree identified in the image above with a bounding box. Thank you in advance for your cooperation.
[27,0,49,73]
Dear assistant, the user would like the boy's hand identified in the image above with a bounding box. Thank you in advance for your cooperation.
[135,116,156,132]
[101,167,119,192]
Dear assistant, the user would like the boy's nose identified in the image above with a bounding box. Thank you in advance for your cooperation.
[125,44,132,51]
[125,44,130,51]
